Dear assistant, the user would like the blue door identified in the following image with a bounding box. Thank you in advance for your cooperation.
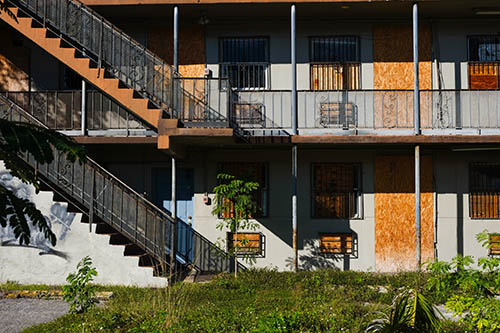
[153,168,194,263]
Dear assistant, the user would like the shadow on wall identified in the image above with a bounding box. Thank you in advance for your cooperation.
[285,239,357,271]
[0,166,74,260]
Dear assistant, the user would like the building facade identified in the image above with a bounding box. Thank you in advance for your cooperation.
[1,0,500,284]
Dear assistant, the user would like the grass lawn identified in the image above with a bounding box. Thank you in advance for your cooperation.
[4,269,466,332]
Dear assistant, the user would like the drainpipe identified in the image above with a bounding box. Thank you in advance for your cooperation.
[169,5,179,283]
[81,80,87,136]
[413,2,422,270]
[291,4,298,271]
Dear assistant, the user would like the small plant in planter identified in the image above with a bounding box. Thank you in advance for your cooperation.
[212,172,260,277]
[63,256,98,314]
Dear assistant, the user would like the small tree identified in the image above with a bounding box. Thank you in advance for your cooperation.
[212,172,259,277]
[63,256,98,314]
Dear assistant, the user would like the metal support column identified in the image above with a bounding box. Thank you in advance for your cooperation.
[413,2,420,135]
[413,2,421,270]
[291,4,298,271]
[81,80,87,136]
[169,156,177,281]
[169,6,179,283]
[174,6,179,71]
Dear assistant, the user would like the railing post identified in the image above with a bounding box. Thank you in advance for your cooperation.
[81,80,87,136]
[89,168,95,232]
[43,0,47,27]
[173,6,179,72]
[98,18,104,77]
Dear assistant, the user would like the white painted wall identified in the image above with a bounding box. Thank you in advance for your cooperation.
[0,163,167,287]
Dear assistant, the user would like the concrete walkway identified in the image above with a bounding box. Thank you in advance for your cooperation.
[0,298,69,332]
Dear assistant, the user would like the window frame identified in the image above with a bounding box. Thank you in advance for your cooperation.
[218,36,270,90]
[319,232,357,257]
[308,35,361,91]
[217,161,270,218]
[310,162,363,219]
[227,231,266,257]
[467,35,500,90]
[469,162,500,219]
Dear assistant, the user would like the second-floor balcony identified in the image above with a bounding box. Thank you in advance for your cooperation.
[176,79,500,137]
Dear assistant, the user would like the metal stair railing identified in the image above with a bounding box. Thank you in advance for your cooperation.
[0,94,242,273]
[11,0,183,116]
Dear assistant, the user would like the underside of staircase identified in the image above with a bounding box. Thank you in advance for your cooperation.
[0,4,163,129]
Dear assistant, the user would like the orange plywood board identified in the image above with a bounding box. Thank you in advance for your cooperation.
[374,155,434,272]
[373,24,432,90]
[148,25,205,78]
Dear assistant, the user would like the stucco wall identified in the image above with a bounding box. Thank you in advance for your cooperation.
[0,163,167,287]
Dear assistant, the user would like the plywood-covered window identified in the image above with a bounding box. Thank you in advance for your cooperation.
[218,162,269,217]
[219,37,269,89]
[468,36,500,89]
[227,232,264,256]
[470,163,500,219]
[312,163,362,218]
[489,234,500,256]
[310,36,360,90]
[319,233,353,255]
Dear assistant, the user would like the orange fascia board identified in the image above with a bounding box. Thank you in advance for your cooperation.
[82,0,401,5]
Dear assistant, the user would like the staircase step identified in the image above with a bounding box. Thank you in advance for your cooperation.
[95,223,119,235]
[124,244,146,257]
[52,192,66,202]
[109,234,132,246]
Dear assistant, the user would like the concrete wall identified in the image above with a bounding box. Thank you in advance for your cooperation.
[0,163,167,287]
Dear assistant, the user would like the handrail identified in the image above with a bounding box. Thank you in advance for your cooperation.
[11,0,183,115]
[0,93,243,273]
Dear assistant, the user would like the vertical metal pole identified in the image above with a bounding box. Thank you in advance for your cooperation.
[173,6,179,72]
[169,156,177,282]
[413,2,422,270]
[81,80,87,136]
[413,2,420,135]
[291,4,299,272]
[291,4,297,135]
[415,145,421,269]
[292,144,298,271]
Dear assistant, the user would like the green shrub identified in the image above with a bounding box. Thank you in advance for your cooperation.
[62,256,98,314]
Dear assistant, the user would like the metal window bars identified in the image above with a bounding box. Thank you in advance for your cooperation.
[0,94,244,274]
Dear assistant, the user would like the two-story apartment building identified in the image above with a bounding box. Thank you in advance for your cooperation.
[2,0,500,284]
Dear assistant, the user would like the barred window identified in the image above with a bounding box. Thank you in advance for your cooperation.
[310,36,360,90]
[319,233,354,255]
[220,37,269,89]
[489,234,500,256]
[312,163,362,218]
[469,163,500,219]
[218,162,269,217]
[468,36,500,89]
[227,232,265,257]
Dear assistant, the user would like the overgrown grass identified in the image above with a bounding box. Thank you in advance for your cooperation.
[17,269,465,332]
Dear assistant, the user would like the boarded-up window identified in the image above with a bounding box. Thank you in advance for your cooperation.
[218,162,268,217]
[319,233,353,254]
[220,37,269,89]
[312,163,361,218]
[310,36,360,90]
[227,232,264,256]
[469,163,500,219]
[489,234,500,256]
[468,36,500,89]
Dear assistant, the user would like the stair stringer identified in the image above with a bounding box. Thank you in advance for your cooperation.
[0,6,163,129]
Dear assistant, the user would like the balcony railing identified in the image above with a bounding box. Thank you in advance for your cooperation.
[2,90,154,136]
[228,89,500,136]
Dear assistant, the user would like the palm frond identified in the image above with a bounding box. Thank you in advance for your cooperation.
[0,185,56,246]
[0,0,18,22]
